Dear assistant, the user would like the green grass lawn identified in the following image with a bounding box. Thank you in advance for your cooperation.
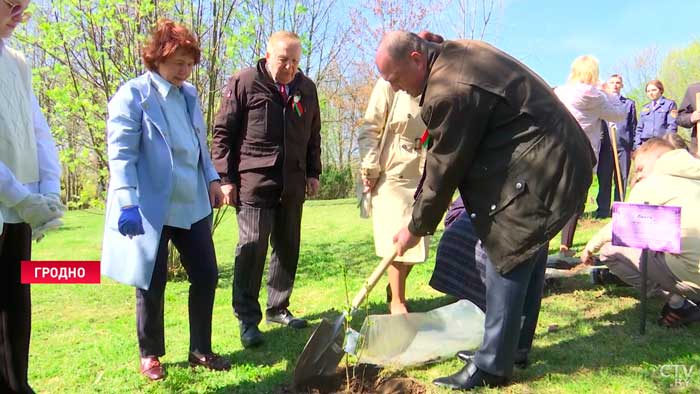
[28,188,700,393]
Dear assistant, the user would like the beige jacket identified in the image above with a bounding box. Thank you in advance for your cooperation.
[357,78,429,262]
[586,149,700,287]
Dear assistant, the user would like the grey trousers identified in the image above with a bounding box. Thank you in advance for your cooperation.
[474,245,548,377]
[233,202,303,326]
[600,243,700,302]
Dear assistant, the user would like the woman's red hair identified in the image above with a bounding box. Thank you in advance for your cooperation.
[141,19,201,71]
[646,79,665,95]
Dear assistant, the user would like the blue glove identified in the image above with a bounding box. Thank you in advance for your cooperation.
[118,206,145,237]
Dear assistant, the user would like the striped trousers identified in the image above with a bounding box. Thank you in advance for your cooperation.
[430,213,487,311]
[233,202,303,326]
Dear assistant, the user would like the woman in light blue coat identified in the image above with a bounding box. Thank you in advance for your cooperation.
[101,19,229,380]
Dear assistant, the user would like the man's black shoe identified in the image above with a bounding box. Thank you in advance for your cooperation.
[456,350,529,369]
[240,323,264,348]
[266,309,308,329]
[590,267,631,287]
[594,211,611,219]
[433,362,508,390]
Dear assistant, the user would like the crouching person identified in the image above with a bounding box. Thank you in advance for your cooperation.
[101,19,230,380]
[582,138,700,327]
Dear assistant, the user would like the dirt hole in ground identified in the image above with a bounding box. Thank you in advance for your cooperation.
[277,365,427,394]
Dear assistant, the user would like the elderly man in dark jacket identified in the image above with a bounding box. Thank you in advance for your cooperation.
[212,31,322,349]
[377,31,594,390]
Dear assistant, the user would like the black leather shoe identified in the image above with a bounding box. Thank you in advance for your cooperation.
[433,362,508,390]
[240,323,264,348]
[266,309,308,329]
[456,349,529,369]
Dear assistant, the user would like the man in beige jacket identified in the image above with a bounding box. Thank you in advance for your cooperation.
[358,78,429,315]
[582,138,700,327]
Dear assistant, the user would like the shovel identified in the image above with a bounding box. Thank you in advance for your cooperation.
[293,250,398,387]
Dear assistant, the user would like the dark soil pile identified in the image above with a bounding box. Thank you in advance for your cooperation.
[277,365,427,394]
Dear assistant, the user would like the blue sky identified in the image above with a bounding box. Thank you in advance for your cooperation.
[441,0,700,92]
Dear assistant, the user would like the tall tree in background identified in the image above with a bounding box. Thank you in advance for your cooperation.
[659,40,700,104]
[15,0,256,206]
[326,0,433,171]
[14,0,355,205]
[620,46,662,108]
[10,0,501,204]
[446,0,502,39]
[658,40,700,140]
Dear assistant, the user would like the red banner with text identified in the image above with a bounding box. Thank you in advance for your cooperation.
[21,261,101,284]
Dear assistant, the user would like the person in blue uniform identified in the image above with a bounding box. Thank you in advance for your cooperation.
[634,79,677,150]
[595,74,637,218]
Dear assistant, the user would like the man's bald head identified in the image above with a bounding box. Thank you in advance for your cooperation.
[377,31,426,61]
[375,31,430,97]
[633,137,675,184]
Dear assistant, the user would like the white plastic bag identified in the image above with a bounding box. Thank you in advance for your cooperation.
[356,300,485,367]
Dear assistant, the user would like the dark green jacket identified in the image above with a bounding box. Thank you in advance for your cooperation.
[409,40,594,274]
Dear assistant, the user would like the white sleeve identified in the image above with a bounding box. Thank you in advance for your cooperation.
[0,161,30,207]
[31,92,61,195]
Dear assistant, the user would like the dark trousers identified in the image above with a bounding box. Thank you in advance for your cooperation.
[136,218,219,357]
[474,245,548,377]
[233,202,303,326]
[596,134,631,216]
[0,223,34,394]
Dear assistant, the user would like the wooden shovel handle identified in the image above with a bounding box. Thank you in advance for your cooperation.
[609,124,625,200]
[350,250,398,310]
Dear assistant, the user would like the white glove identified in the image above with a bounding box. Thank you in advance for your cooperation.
[14,193,64,230]
[42,193,66,213]
[32,218,63,242]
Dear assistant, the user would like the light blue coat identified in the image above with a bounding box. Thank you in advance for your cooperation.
[101,73,219,290]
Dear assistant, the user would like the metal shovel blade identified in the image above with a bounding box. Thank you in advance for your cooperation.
[293,251,397,387]
[293,314,346,387]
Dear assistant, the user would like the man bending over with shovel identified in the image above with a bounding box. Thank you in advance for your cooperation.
[376,31,594,390]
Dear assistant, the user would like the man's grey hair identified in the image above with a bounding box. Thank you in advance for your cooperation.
[378,31,426,60]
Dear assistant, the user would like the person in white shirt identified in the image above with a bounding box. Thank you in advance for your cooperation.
[554,55,626,258]
[0,1,64,392]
